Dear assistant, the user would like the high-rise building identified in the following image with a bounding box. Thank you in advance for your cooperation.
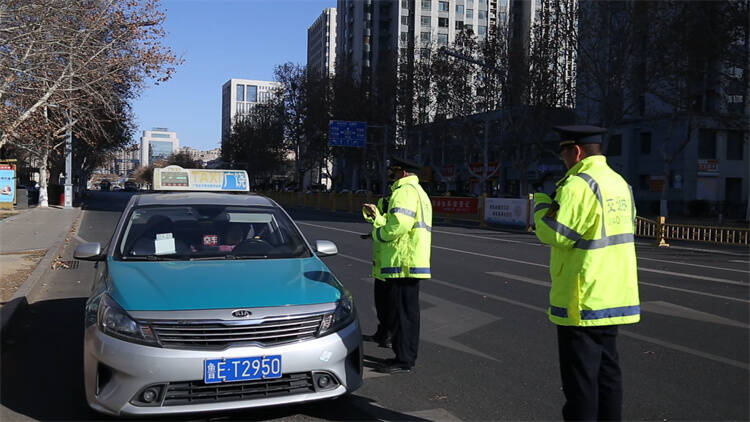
[308,8,337,78]
[334,0,566,105]
[221,79,282,146]
[140,128,179,167]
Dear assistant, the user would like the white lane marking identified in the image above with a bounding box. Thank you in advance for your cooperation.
[638,267,747,287]
[486,271,750,304]
[432,245,549,268]
[335,253,750,371]
[620,329,749,371]
[300,222,747,285]
[641,301,749,329]
[432,228,541,246]
[730,260,749,264]
[638,256,750,274]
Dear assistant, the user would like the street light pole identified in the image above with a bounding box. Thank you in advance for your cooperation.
[368,124,389,195]
[64,108,72,208]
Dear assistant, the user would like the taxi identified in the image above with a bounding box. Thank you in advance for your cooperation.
[75,167,362,416]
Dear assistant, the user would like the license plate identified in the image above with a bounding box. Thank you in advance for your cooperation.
[204,355,282,384]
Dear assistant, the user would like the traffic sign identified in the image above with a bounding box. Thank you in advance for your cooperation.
[329,120,366,147]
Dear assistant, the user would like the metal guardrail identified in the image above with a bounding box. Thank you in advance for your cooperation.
[636,216,749,246]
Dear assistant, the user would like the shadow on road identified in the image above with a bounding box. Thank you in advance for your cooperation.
[1,297,103,421]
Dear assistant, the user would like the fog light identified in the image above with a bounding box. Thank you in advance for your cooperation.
[317,375,330,388]
[141,388,158,403]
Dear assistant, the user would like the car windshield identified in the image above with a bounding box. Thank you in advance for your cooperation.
[116,204,311,260]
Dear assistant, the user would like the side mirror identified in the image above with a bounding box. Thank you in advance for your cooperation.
[314,240,338,257]
[74,242,104,261]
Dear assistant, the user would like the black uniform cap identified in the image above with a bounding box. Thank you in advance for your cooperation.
[387,156,422,173]
[553,125,607,152]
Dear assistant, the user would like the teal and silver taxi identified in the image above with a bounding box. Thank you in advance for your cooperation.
[75,167,362,416]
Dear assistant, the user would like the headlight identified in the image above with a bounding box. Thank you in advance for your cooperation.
[317,292,356,337]
[96,294,159,346]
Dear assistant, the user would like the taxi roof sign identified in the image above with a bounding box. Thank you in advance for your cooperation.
[153,166,249,192]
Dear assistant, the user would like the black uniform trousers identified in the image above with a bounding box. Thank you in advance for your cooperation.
[390,277,421,367]
[557,325,623,421]
[372,278,395,340]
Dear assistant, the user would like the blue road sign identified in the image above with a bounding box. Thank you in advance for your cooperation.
[329,120,367,147]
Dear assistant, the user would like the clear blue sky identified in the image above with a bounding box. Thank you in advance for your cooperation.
[132,0,335,151]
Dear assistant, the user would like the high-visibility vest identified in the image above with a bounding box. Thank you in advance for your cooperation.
[363,197,388,280]
[533,155,640,327]
[369,175,432,279]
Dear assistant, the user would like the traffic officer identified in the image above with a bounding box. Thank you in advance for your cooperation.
[363,156,432,374]
[361,194,395,348]
[533,125,640,421]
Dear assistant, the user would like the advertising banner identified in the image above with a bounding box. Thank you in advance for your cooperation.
[431,197,478,214]
[0,164,16,205]
[484,198,530,227]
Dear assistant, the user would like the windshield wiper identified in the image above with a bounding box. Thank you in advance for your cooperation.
[225,254,268,260]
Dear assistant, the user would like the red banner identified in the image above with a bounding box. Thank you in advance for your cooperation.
[430,197,478,214]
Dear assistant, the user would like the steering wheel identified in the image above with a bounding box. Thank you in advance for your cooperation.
[233,238,272,254]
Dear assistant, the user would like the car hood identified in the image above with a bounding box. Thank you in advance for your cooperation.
[107,257,343,311]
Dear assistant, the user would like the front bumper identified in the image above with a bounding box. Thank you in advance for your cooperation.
[84,320,362,416]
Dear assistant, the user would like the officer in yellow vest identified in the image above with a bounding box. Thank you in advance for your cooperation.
[362,195,395,348]
[533,125,640,421]
[363,157,432,374]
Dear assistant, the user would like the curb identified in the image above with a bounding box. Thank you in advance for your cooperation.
[0,207,82,333]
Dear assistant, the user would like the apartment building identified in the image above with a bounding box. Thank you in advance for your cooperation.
[220,78,282,145]
[308,8,337,78]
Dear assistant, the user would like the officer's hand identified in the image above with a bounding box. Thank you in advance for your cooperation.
[362,203,377,218]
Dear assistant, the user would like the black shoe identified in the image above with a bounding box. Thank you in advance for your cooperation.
[376,359,413,374]
[363,332,387,343]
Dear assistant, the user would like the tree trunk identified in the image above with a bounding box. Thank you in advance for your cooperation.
[38,148,49,207]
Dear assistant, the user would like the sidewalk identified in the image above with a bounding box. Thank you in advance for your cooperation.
[0,206,81,331]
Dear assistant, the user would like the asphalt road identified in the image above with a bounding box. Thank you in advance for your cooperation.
[2,191,748,421]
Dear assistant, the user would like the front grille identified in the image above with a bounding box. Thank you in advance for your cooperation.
[148,314,324,349]
[163,372,315,406]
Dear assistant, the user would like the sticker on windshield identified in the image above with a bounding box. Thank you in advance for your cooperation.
[203,234,218,247]
[154,233,176,255]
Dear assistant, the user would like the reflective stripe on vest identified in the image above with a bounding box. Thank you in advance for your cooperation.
[403,183,432,232]
[550,305,640,320]
[409,267,430,274]
[381,267,404,274]
[540,172,636,250]
[391,207,416,218]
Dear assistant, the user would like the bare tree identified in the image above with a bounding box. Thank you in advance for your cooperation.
[0,0,180,205]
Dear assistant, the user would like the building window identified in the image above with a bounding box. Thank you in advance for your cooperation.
[464,23,473,32]
[438,17,449,27]
[421,15,431,26]
[466,8,473,18]
[421,0,431,10]
[438,33,448,45]
[607,134,622,156]
[455,20,464,30]
[639,174,650,190]
[698,129,716,158]
[401,15,408,25]
[726,130,744,160]
[402,0,409,8]
[236,84,244,102]
[421,31,431,42]
[478,10,487,19]
[467,0,473,5]
[640,132,651,154]
[246,85,258,102]
[456,4,464,14]
[439,1,449,12]
[478,25,487,36]
[401,32,408,42]
[420,48,431,58]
